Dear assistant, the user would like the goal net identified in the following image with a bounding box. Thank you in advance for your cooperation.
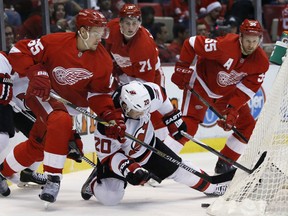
[207,55,288,216]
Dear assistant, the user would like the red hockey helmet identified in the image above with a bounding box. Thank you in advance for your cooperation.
[119,4,141,19]
[239,19,263,36]
[76,9,107,30]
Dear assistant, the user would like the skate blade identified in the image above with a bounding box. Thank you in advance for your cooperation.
[44,201,51,209]
[145,179,160,188]
[17,182,43,189]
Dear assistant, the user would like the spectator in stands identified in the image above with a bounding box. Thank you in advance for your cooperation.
[51,3,68,24]
[225,0,254,25]
[4,2,22,27]
[97,0,114,21]
[151,22,178,63]
[197,1,223,38]
[5,24,16,51]
[225,15,240,34]
[10,0,34,22]
[277,5,288,40]
[62,0,83,17]
[141,6,155,33]
[50,2,72,32]
[171,0,189,28]
[168,23,190,60]
[213,16,240,37]
[109,0,134,18]
[196,21,210,36]
[17,7,43,40]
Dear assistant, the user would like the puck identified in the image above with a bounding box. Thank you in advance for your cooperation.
[201,203,210,208]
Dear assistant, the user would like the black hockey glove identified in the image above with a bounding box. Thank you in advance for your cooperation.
[162,108,187,140]
[119,159,161,185]
[68,130,83,163]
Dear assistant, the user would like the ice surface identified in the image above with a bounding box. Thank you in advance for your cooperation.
[0,153,221,216]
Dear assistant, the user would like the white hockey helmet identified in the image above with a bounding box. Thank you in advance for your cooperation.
[120,81,151,117]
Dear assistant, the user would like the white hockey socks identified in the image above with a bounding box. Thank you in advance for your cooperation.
[0,132,9,157]
[163,135,184,154]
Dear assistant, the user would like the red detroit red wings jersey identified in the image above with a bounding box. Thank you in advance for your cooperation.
[8,32,114,113]
[106,19,159,83]
[180,34,269,108]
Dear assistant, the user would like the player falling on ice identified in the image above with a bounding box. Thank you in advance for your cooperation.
[81,81,228,205]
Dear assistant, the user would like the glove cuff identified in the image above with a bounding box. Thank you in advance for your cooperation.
[26,64,48,80]
[100,108,124,122]
[0,74,13,86]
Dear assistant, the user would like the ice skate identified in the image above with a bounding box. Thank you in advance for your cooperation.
[81,167,97,200]
[204,183,228,197]
[214,159,236,174]
[145,178,160,187]
[0,173,10,196]
[39,174,61,203]
[18,168,47,188]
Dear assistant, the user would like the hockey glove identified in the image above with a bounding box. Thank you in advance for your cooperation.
[68,130,84,163]
[217,105,239,131]
[119,159,153,185]
[171,62,193,90]
[0,73,13,105]
[100,108,126,143]
[112,61,124,77]
[26,64,51,102]
[162,108,187,140]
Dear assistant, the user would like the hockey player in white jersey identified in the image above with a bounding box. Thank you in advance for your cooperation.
[81,81,227,205]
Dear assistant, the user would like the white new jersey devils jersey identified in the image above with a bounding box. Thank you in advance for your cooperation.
[94,82,174,166]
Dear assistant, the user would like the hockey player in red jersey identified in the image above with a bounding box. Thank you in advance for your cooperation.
[0,9,126,203]
[105,3,164,87]
[105,4,183,155]
[171,19,269,174]
[80,81,228,205]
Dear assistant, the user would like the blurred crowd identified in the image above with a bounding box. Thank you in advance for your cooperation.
[4,0,288,62]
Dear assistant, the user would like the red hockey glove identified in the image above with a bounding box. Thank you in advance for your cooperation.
[100,108,126,143]
[119,159,153,185]
[217,105,239,131]
[26,64,51,102]
[0,73,13,105]
[162,108,187,140]
[68,130,84,163]
[171,62,193,90]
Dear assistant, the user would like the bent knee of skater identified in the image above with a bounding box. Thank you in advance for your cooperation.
[95,188,124,205]
[94,178,125,206]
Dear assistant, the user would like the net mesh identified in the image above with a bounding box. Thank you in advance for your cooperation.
[207,55,288,216]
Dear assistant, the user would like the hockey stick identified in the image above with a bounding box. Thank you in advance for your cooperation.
[187,87,248,143]
[181,131,267,174]
[9,101,97,168]
[50,92,236,184]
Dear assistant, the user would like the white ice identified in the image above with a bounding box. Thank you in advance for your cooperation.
[0,153,221,216]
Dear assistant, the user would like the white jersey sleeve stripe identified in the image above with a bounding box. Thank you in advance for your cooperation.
[236,82,255,99]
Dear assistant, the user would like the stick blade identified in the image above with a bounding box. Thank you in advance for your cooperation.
[252,151,267,172]
[210,169,237,184]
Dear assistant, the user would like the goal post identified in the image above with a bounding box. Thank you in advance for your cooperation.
[207,54,288,216]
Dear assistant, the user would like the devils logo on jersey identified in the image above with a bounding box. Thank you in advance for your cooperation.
[129,121,148,156]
